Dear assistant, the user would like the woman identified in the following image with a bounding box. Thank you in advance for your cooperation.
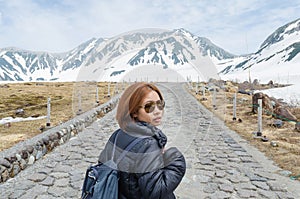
[99,82,186,199]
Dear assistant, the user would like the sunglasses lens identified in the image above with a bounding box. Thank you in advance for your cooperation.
[157,100,165,110]
[144,102,155,113]
[142,100,165,113]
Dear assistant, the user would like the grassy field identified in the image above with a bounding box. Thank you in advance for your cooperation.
[0,82,120,151]
[189,81,300,180]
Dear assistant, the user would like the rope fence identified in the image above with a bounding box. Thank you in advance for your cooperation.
[187,80,300,180]
[0,81,130,127]
[187,81,299,123]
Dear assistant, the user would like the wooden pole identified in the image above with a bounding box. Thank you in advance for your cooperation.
[46,97,51,126]
[96,87,99,103]
[107,82,111,98]
[212,87,216,110]
[79,92,82,112]
[258,99,262,134]
[233,93,237,120]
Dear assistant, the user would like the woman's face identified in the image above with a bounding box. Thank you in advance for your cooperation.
[135,90,164,126]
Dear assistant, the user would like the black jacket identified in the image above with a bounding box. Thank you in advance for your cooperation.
[99,121,186,199]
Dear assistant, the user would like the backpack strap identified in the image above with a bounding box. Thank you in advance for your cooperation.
[113,132,148,165]
[110,131,120,161]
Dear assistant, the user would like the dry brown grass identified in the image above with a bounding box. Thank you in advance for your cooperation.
[0,82,121,151]
[190,82,300,179]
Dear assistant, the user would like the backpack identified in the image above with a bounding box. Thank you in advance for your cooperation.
[81,132,144,199]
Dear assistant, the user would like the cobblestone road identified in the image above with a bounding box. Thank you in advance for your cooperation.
[1,83,299,199]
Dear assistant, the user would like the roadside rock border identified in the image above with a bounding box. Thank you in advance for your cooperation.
[0,95,119,183]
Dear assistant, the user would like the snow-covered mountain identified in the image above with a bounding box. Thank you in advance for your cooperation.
[1,17,299,83]
[0,38,104,81]
[218,18,300,84]
[0,29,235,82]
[0,48,60,81]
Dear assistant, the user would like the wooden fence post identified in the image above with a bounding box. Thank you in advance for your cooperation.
[233,93,237,120]
[107,82,111,98]
[258,99,263,134]
[96,87,99,104]
[78,91,82,114]
[46,97,51,127]
[212,87,216,110]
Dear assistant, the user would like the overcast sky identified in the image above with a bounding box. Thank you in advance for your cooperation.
[0,0,299,55]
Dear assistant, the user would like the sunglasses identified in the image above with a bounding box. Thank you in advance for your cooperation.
[140,100,165,113]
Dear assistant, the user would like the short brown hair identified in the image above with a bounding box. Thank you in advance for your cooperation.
[116,82,163,130]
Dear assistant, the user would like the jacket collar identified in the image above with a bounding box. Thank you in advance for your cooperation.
[123,121,167,148]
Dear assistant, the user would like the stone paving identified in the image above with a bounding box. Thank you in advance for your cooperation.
[0,82,300,199]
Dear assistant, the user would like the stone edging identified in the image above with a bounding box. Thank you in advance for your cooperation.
[0,96,119,183]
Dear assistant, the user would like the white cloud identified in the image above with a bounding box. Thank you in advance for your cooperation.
[0,0,299,54]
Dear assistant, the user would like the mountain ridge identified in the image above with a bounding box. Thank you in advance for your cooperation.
[217,18,300,83]
[1,18,299,82]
